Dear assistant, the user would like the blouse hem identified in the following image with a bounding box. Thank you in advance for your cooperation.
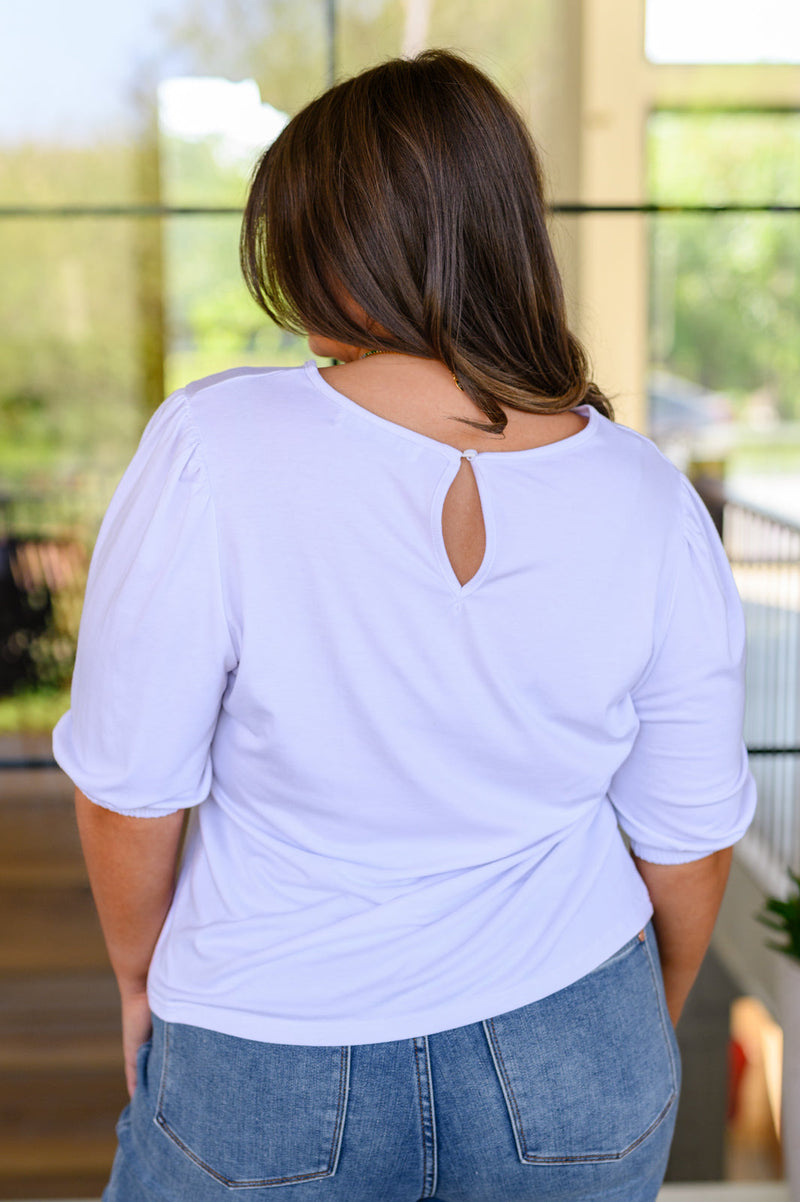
[147,903,653,1047]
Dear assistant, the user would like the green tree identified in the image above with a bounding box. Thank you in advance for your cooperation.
[648,112,800,418]
[159,0,552,117]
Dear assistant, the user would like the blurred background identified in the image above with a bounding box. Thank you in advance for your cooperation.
[1,0,799,1197]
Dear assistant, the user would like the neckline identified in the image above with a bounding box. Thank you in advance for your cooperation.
[304,360,599,460]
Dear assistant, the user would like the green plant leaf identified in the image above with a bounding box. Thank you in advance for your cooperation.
[755,869,800,965]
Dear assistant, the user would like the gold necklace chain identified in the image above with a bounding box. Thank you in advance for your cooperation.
[358,348,463,391]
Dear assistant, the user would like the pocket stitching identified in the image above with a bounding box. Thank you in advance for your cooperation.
[484,939,679,1165]
[153,1025,350,1187]
[512,1093,678,1165]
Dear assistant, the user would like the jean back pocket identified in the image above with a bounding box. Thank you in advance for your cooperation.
[483,931,679,1164]
[154,1021,350,1187]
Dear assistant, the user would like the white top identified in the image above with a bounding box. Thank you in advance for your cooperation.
[53,362,756,1045]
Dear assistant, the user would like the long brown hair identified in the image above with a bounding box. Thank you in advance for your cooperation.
[241,49,613,433]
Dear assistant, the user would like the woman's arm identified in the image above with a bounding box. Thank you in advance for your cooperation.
[632,846,733,1028]
[74,788,186,1096]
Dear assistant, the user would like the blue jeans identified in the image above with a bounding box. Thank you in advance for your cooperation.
[105,922,680,1202]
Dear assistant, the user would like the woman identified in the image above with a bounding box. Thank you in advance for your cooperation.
[54,49,755,1202]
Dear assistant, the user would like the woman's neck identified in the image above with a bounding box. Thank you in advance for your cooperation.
[317,354,588,453]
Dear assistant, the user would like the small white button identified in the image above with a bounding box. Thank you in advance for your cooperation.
[462,448,478,461]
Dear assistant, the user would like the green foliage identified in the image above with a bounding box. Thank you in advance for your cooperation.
[2,0,552,740]
[4,9,800,736]
[161,0,336,116]
[0,686,71,734]
[648,112,800,207]
[0,138,140,207]
[0,203,146,500]
[159,0,552,118]
[756,871,800,964]
[648,112,800,418]
[159,134,251,209]
[650,212,800,416]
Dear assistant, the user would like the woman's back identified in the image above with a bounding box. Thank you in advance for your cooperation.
[56,50,756,1200]
[54,360,754,1046]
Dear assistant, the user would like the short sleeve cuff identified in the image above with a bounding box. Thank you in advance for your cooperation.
[53,711,194,818]
[628,841,736,865]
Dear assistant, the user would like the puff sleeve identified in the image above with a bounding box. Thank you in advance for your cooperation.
[608,474,757,863]
[52,392,237,816]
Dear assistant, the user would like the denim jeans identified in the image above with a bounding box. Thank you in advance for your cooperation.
[105,921,680,1202]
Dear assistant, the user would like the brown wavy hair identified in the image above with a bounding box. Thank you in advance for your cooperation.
[240,49,613,434]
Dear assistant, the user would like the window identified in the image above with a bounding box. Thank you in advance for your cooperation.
[646,0,800,64]
[647,110,800,517]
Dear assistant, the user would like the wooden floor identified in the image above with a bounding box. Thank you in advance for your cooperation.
[0,738,125,1200]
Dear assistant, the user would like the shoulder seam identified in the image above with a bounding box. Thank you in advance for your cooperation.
[630,469,687,695]
[604,419,684,473]
[173,393,239,659]
[182,364,293,400]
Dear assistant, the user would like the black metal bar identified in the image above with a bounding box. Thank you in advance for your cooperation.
[552,204,800,214]
[0,758,59,770]
[1,203,800,219]
[747,748,800,756]
[326,0,336,88]
[0,205,244,218]
[0,748,795,773]
[652,105,800,116]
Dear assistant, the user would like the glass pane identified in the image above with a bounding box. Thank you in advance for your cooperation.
[648,112,800,522]
[1,9,791,1194]
[1,0,565,738]
[646,0,800,64]
[164,213,307,393]
[0,0,329,208]
[649,111,800,206]
[158,77,288,208]
[0,213,147,726]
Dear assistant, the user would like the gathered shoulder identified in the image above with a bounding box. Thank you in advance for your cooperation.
[179,363,315,435]
[590,412,688,513]
[182,364,294,402]
[598,413,682,474]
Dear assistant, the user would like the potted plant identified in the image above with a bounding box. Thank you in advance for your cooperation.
[757,870,800,1200]
[758,870,800,962]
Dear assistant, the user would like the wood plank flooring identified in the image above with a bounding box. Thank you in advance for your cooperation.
[0,740,125,1199]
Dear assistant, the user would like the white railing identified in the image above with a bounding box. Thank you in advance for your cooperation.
[724,499,800,895]
[711,495,800,1016]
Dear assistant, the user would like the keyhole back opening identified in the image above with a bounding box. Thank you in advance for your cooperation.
[441,454,487,588]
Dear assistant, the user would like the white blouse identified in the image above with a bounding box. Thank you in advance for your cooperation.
[53,362,756,1045]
